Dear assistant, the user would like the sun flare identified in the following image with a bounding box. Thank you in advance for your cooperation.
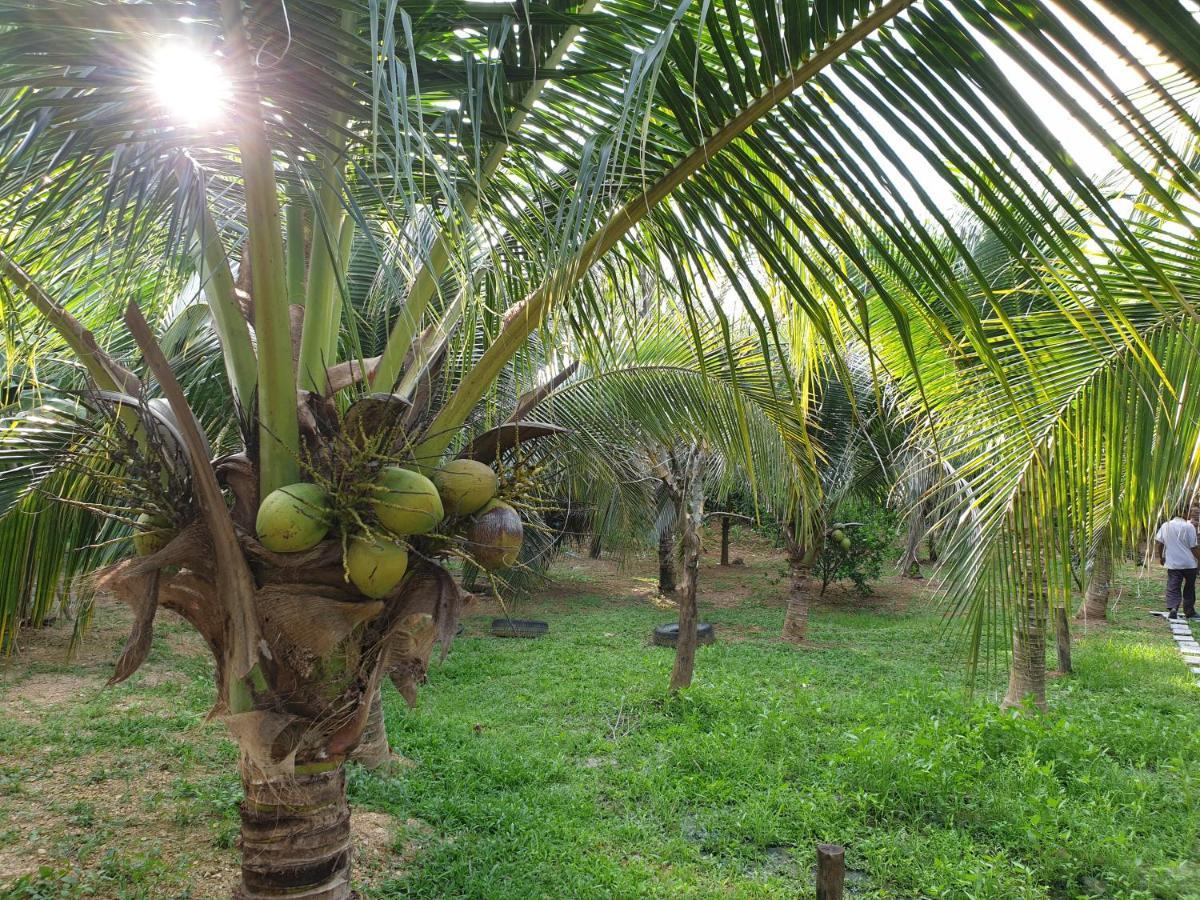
[149,44,230,127]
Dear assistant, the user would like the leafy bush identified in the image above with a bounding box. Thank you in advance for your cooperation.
[814,503,900,596]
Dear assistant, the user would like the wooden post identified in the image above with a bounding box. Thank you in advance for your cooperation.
[720,515,731,566]
[816,843,844,900]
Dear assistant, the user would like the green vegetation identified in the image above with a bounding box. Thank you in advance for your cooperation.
[814,506,901,597]
[3,552,1197,898]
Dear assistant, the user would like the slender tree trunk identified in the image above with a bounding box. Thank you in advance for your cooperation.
[588,531,602,559]
[1075,541,1111,621]
[669,482,703,692]
[1053,606,1072,675]
[720,515,731,566]
[926,530,938,563]
[1001,594,1047,713]
[781,524,815,645]
[238,764,352,899]
[350,688,390,770]
[658,524,676,595]
[898,499,927,577]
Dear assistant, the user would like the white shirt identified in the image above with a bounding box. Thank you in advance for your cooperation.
[1156,517,1198,569]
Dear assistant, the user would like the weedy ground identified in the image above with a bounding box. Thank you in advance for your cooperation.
[1,533,1198,898]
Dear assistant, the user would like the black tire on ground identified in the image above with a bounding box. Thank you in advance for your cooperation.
[652,622,715,648]
[490,618,549,639]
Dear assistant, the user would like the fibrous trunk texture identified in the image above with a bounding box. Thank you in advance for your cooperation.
[1001,595,1047,713]
[669,458,704,692]
[720,515,730,566]
[658,525,676,595]
[350,688,390,770]
[669,491,702,692]
[588,531,602,559]
[238,764,351,899]
[781,526,814,645]
[1076,542,1111,621]
[781,574,811,644]
[1054,606,1072,675]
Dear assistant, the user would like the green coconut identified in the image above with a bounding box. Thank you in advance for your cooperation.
[433,459,499,517]
[372,467,443,536]
[466,500,523,570]
[346,536,409,599]
[256,482,332,553]
[133,513,174,557]
[830,528,846,543]
[839,536,852,552]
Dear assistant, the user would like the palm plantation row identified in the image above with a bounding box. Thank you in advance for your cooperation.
[2,1,1200,896]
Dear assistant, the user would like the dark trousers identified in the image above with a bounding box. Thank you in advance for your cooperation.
[1166,568,1197,616]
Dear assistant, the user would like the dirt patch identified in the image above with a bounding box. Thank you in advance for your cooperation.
[352,811,432,887]
[0,673,97,722]
[0,750,239,896]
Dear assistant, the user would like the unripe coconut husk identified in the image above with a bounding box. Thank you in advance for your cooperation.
[434,459,499,517]
[372,467,443,536]
[839,537,852,551]
[466,499,523,570]
[346,536,409,599]
[830,528,846,543]
[256,482,332,552]
[133,513,174,557]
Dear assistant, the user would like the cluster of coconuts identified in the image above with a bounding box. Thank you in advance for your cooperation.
[830,528,852,552]
[251,458,523,600]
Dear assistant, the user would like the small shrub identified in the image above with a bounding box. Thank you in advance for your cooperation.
[814,504,899,596]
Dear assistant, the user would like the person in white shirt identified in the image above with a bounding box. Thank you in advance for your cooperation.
[1155,505,1200,620]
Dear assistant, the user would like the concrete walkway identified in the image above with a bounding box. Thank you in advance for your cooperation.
[1167,618,1200,684]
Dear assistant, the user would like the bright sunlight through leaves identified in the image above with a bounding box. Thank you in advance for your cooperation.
[149,44,230,127]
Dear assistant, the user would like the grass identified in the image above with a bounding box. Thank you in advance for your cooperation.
[1,543,1199,898]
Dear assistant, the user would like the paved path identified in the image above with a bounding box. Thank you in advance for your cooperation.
[1167,618,1200,684]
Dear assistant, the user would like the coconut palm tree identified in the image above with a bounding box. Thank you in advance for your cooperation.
[884,190,1200,710]
[516,317,804,687]
[3,1,1200,894]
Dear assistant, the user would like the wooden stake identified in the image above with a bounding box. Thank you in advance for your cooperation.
[816,843,844,900]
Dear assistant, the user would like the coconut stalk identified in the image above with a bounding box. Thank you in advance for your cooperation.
[410,0,916,465]
[189,181,259,408]
[285,201,307,304]
[297,147,349,392]
[221,0,299,497]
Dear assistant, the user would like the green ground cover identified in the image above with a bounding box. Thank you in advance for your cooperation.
[1,547,1198,898]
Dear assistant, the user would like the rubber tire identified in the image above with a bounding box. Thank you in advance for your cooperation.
[652,622,715,648]
[490,618,549,639]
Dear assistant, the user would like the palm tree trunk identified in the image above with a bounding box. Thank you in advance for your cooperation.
[781,525,815,645]
[658,525,676,594]
[720,515,731,566]
[1053,606,1072,675]
[781,571,812,645]
[1001,595,1047,713]
[1076,541,1111,621]
[588,531,602,559]
[350,688,391,770]
[669,483,703,692]
[238,764,351,899]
